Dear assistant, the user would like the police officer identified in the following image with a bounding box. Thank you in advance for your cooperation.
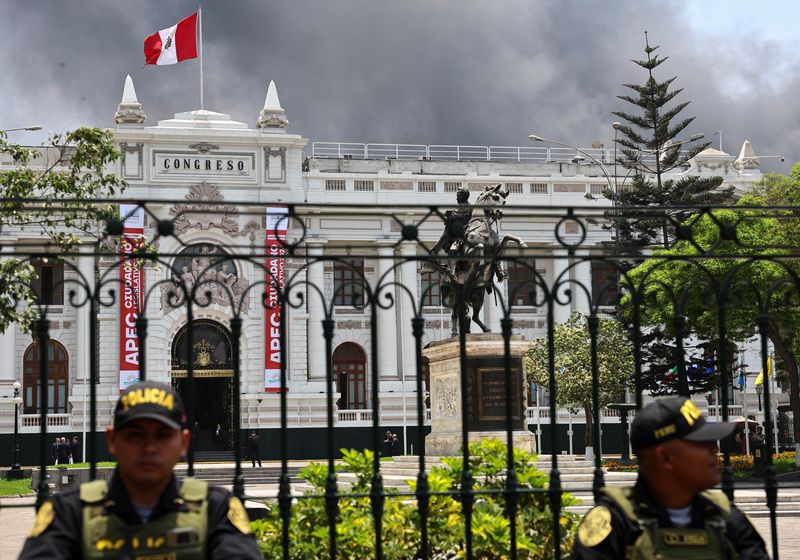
[571,396,769,559]
[20,380,262,559]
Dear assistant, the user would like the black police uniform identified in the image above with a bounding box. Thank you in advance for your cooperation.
[570,476,769,560]
[19,468,262,559]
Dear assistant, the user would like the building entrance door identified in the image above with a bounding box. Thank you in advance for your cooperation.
[170,319,237,452]
[172,376,234,451]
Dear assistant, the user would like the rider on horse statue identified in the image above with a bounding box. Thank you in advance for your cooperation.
[424,184,525,335]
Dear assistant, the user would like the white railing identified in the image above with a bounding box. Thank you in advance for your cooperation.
[311,142,686,166]
[337,409,374,422]
[526,404,746,424]
[707,404,743,419]
[526,407,637,423]
[21,413,71,429]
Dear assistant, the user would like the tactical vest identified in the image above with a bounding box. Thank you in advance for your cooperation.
[602,487,739,560]
[80,477,209,560]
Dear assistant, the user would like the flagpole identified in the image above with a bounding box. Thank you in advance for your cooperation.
[198,5,204,110]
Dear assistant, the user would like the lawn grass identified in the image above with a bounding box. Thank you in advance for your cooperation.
[0,478,33,496]
[56,461,116,469]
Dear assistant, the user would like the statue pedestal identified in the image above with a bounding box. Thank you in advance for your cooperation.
[424,334,536,456]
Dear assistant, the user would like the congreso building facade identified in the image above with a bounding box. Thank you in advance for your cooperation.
[0,77,776,460]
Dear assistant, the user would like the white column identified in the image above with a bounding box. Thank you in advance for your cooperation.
[572,256,592,316]
[307,242,327,381]
[484,280,504,333]
[76,246,94,390]
[552,249,571,324]
[0,247,16,382]
[0,325,16,382]
[376,243,399,380]
[399,242,418,382]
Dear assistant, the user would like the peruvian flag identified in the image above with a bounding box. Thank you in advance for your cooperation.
[144,12,198,66]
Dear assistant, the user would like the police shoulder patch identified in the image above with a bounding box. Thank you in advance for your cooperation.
[29,500,55,537]
[577,505,612,547]
[227,496,252,534]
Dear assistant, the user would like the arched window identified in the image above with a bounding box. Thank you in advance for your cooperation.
[332,342,367,410]
[23,340,69,413]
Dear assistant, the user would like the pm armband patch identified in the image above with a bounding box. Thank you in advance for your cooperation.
[577,505,612,547]
[227,497,252,534]
[29,500,55,537]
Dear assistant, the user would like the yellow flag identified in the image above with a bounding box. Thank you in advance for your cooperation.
[754,357,772,386]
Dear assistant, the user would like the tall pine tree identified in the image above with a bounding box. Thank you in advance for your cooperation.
[610,33,735,396]
[611,32,733,253]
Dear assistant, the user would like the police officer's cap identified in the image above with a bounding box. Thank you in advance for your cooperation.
[630,396,736,452]
[114,380,187,431]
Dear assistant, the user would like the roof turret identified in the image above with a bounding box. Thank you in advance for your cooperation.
[257,80,288,131]
[114,75,146,125]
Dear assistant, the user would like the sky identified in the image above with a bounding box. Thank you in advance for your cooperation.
[2,1,799,173]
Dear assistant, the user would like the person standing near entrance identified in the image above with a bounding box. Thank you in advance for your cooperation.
[247,431,262,468]
[57,437,70,465]
[571,397,768,559]
[20,380,262,559]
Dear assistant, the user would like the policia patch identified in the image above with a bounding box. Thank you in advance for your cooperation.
[577,505,612,547]
[227,497,252,534]
[29,500,55,537]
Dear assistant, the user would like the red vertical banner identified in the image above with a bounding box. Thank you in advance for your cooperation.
[119,204,145,392]
[265,206,287,392]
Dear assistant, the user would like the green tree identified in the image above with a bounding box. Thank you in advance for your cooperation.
[525,313,633,452]
[624,168,800,456]
[610,32,733,252]
[0,128,124,333]
[607,34,735,397]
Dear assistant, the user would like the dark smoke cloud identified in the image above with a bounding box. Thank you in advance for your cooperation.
[1,1,796,172]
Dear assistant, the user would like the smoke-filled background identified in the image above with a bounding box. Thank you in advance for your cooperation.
[2,0,798,172]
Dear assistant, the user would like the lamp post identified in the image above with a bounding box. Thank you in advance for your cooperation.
[0,126,42,134]
[9,381,23,479]
[756,383,763,412]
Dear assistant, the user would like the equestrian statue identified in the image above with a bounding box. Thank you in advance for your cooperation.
[423,184,526,336]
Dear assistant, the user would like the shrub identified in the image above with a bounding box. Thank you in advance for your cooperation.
[252,438,579,559]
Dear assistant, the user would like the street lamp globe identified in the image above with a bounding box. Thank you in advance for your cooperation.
[12,381,20,392]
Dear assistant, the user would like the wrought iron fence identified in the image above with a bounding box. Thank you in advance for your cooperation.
[0,198,796,559]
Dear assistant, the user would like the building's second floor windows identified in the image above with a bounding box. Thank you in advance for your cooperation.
[507,261,537,306]
[591,260,619,307]
[334,258,365,306]
[420,270,444,306]
[31,258,64,305]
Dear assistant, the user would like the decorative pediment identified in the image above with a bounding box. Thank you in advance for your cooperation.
[168,183,259,241]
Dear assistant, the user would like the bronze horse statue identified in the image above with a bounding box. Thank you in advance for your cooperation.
[424,184,526,335]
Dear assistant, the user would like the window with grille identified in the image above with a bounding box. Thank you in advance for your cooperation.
[590,183,606,195]
[23,340,69,413]
[418,181,436,193]
[31,258,64,305]
[530,183,548,194]
[333,342,368,410]
[325,179,346,191]
[505,182,523,194]
[444,181,462,193]
[420,270,444,306]
[334,258,365,306]
[354,180,374,192]
[591,260,619,307]
[507,261,537,306]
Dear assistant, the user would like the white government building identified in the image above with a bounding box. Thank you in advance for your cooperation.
[0,77,780,459]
